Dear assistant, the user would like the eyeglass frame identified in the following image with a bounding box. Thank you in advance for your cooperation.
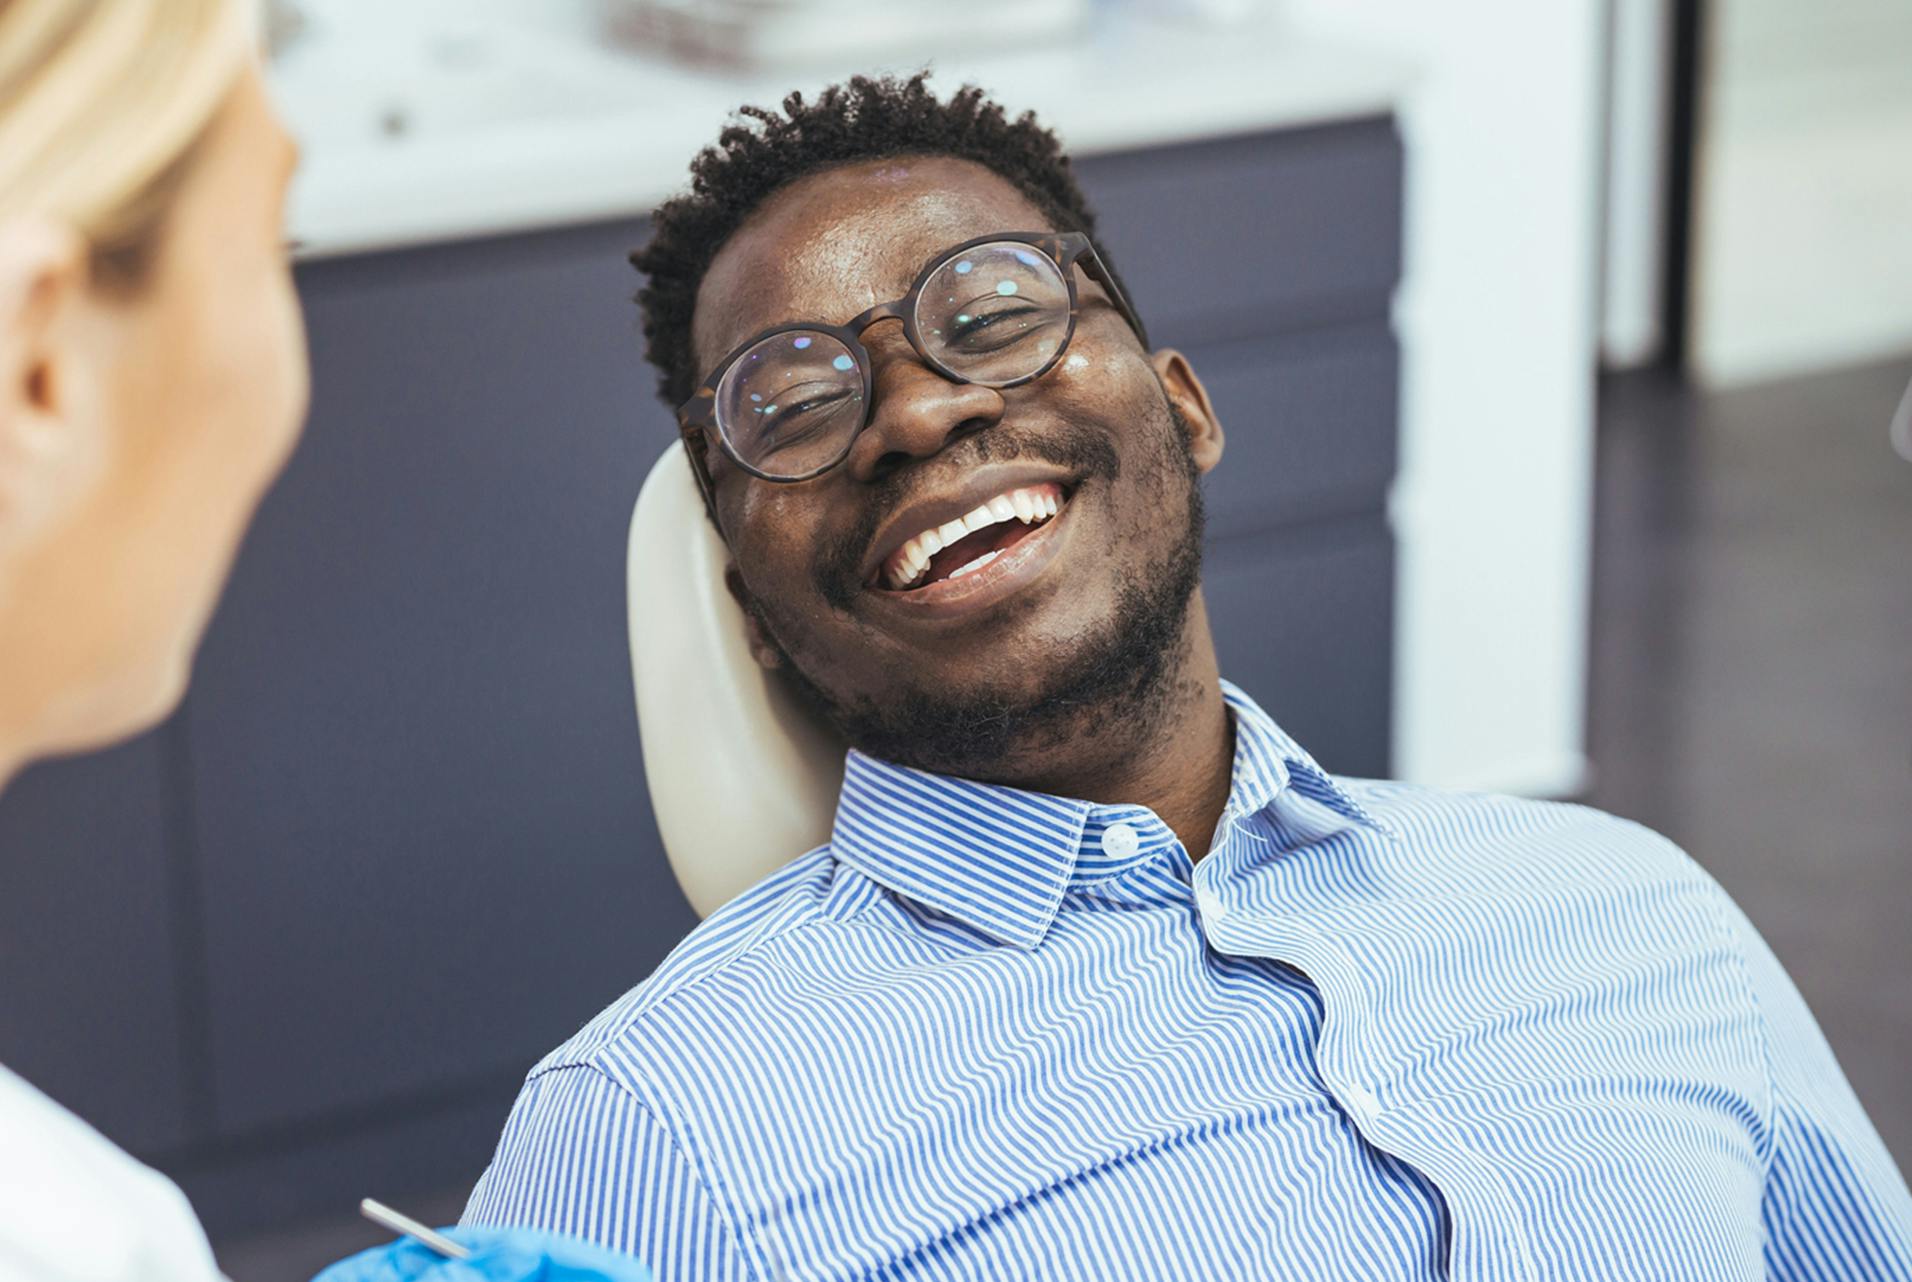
[674,229,1150,511]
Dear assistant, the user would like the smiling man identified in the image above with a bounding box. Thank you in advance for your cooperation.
[462,78,1912,1280]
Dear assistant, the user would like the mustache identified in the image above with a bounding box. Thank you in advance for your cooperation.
[815,422,1123,610]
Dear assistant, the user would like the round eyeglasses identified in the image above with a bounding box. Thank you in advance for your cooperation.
[675,231,1148,497]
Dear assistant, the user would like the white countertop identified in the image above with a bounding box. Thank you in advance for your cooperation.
[274,7,1410,259]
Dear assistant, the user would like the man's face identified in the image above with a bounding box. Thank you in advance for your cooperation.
[695,157,1224,780]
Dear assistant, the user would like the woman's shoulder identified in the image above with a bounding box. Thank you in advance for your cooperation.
[0,1063,221,1282]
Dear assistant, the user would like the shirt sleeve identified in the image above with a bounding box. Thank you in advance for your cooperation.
[1725,902,1912,1279]
[462,1064,754,1282]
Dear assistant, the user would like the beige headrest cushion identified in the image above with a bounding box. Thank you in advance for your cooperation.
[627,441,847,917]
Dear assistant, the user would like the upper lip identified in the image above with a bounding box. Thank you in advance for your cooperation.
[861,462,1076,586]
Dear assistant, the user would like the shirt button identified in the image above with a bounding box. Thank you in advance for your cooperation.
[1344,1083,1383,1125]
[1100,822,1140,858]
[1195,886,1226,923]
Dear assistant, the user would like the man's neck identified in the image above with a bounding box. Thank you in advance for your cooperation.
[999,599,1236,860]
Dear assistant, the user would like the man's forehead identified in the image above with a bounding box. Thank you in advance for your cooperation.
[691,156,1055,374]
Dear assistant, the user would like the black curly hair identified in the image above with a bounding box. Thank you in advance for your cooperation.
[630,73,1127,416]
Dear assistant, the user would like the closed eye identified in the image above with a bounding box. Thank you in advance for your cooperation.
[945,305,1050,350]
[751,382,861,449]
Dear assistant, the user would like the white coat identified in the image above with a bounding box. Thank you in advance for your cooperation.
[0,1064,221,1282]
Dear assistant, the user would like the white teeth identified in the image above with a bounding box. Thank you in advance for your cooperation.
[886,540,933,589]
[882,483,1066,590]
[948,549,1003,579]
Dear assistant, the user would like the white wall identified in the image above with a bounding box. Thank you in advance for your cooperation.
[1284,0,1608,794]
[1602,0,1673,368]
[1691,0,1912,386]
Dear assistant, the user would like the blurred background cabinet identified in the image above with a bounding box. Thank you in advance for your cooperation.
[0,115,1401,1238]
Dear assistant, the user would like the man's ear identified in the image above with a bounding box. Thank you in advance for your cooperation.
[1150,348,1224,474]
[723,560,785,671]
[0,219,92,561]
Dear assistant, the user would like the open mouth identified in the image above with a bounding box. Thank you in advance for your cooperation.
[874,482,1068,592]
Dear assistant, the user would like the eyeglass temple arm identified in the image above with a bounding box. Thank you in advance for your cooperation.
[1076,243,1151,350]
[678,420,720,517]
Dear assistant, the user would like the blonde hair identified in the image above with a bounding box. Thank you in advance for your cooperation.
[0,0,251,284]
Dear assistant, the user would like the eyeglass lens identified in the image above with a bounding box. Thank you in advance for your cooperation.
[714,241,1074,478]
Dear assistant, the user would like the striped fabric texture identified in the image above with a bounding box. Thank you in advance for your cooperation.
[464,682,1912,1280]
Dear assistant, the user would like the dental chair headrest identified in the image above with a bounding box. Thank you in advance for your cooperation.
[627,441,847,917]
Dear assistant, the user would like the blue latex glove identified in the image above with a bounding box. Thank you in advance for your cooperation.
[311,1226,652,1282]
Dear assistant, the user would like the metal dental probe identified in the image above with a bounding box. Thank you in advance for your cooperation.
[359,1197,474,1261]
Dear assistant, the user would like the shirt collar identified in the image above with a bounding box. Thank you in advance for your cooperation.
[829,680,1384,948]
[1214,680,1387,834]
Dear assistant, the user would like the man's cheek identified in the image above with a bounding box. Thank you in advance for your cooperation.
[1040,365,1126,423]
[732,484,788,536]
[762,586,865,662]
[1047,333,1151,397]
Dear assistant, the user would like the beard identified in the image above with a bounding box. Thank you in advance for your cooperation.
[755,394,1207,783]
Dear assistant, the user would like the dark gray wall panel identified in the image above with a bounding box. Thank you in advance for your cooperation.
[0,729,192,1155]
[1188,320,1398,538]
[1202,519,1394,778]
[171,1075,520,1240]
[1076,118,1403,346]
[186,220,695,1136]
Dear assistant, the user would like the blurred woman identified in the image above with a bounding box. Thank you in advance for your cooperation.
[0,3,644,1278]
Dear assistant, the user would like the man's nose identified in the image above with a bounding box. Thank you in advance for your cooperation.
[840,321,1005,483]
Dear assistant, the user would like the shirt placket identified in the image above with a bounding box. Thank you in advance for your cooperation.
[1199,874,1541,1282]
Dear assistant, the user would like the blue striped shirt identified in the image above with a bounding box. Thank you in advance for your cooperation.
[464,681,1912,1279]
